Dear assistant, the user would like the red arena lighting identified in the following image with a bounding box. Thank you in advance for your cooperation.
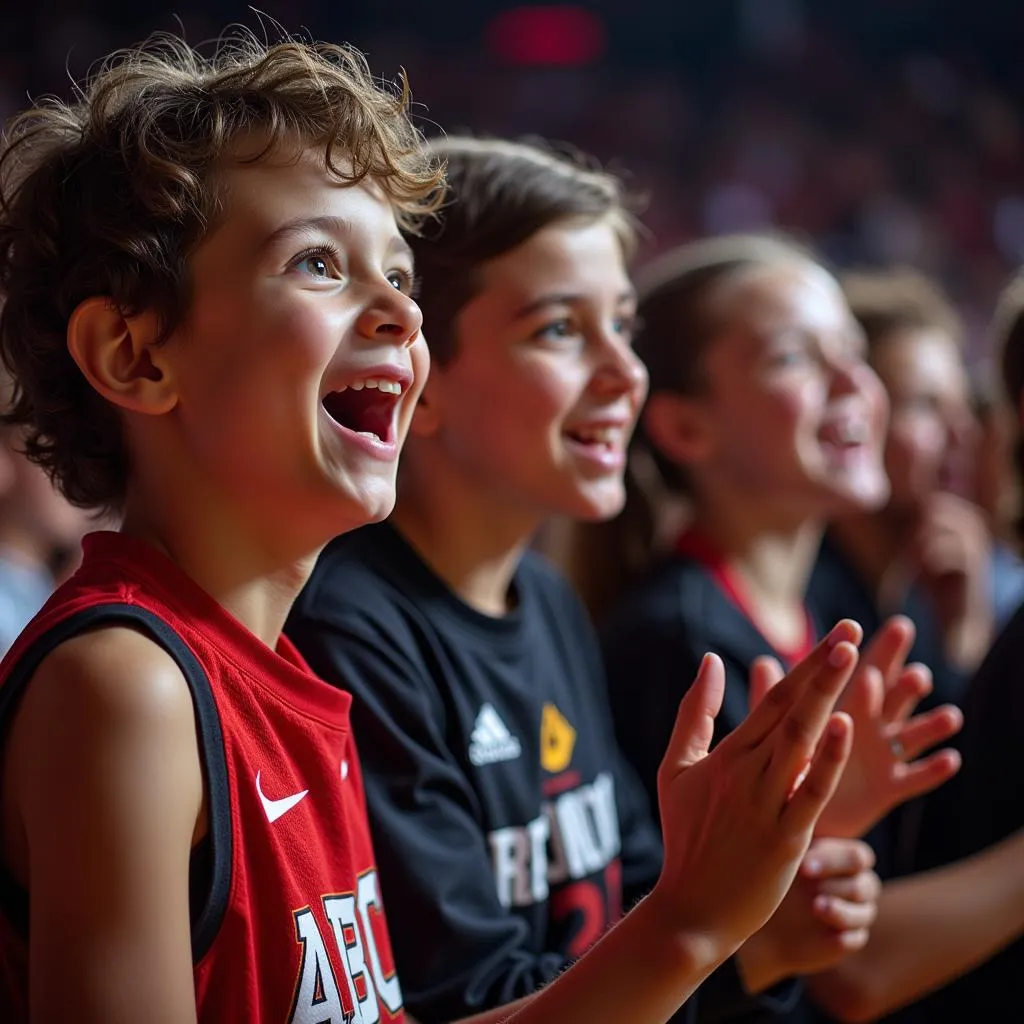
[485,6,608,67]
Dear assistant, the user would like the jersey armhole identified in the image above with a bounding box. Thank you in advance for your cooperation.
[0,603,232,963]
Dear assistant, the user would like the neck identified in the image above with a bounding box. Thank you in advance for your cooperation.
[828,504,917,609]
[119,472,330,650]
[391,454,538,617]
[689,483,824,651]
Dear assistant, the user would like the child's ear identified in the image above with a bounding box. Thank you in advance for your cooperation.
[642,390,713,469]
[66,298,178,415]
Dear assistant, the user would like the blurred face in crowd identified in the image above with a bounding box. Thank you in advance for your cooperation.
[410,215,649,525]
[0,431,91,566]
[869,328,975,512]
[645,260,890,527]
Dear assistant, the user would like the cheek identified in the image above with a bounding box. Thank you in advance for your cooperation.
[888,412,945,465]
[483,359,585,439]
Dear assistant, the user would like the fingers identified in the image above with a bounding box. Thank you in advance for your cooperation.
[748,655,785,713]
[816,870,883,905]
[893,704,964,761]
[736,620,862,750]
[890,749,963,804]
[801,838,875,880]
[838,664,883,724]
[859,615,916,691]
[812,891,879,932]
[882,664,933,724]
[766,640,859,794]
[661,653,725,772]
[781,712,854,833]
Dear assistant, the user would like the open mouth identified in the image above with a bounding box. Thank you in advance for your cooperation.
[564,424,621,453]
[322,379,402,445]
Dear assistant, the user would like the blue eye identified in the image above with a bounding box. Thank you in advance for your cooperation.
[536,320,575,341]
[296,255,331,278]
[387,269,418,296]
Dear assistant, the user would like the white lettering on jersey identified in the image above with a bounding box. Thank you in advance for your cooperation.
[486,771,621,908]
[324,896,378,1024]
[289,870,404,1024]
[357,871,404,1015]
[289,908,349,1024]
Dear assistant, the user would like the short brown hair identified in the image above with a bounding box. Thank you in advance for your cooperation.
[408,136,638,366]
[0,31,444,513]
[841,266,962,356]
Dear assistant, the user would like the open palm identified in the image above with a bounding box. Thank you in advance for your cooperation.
[749,616,963,840]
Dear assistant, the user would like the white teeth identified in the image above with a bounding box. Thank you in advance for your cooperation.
[832,422,868,445]
[333,378,403,395]
[571,426,617,444]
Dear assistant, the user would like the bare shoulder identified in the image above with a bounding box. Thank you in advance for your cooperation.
[3,625,203,878]
[12,624,197,742]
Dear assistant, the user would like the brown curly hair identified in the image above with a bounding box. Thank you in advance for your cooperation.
[0,31,445,513]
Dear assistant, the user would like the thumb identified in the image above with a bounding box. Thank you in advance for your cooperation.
[748,655,785,714]
[664,653,726,769]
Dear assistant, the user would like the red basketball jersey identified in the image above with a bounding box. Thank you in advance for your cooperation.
[0,532,405,1023]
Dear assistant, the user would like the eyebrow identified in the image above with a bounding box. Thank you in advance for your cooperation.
[258,215,414,263]
[511,289,637,321]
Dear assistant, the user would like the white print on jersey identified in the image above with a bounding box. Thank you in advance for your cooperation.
[468,703,523,766]
[290,870,403,1024]
[256,770,309,823]
[488,771,621,908]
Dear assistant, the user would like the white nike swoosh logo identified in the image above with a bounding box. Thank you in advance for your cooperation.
[256,770,309,823]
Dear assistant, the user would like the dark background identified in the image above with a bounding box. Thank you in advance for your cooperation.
[4,1,1022,363]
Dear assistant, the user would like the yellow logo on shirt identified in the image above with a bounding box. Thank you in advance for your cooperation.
[540,703,576,773]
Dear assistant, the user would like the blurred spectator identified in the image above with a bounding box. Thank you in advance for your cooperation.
[0,429,91,655]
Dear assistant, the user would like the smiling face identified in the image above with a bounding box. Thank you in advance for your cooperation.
[652,261,890,522]
[412,216,648,524]
[160,149,428,543]
[869,327,975,510]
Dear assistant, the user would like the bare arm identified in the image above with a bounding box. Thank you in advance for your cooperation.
[807,828,1024,1022]
[4,627,203,1024]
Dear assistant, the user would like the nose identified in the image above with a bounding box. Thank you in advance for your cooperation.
[355,281,424,348]
[591,331,649,403]
[827,352,867,397]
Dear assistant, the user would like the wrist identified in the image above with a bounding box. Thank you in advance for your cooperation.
[642,884,737,978]
[735,929,786,995]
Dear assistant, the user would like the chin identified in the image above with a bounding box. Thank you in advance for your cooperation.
[325,479,397,532]
[564,481,627,524]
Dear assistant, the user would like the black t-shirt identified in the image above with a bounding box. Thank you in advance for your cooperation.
[287,522,786,1022]
[806,535,968,717]
[601,547,936,1024]
[903,602,1024,1019]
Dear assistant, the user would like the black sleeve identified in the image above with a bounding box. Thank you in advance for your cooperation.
[289,607,566,1022]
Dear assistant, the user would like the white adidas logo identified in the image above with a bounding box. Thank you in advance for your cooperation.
[469,703,522,766]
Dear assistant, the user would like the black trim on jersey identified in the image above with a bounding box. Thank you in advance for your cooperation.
[0,603,232,963]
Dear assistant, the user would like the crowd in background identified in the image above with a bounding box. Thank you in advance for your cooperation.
[4,3,1024,362]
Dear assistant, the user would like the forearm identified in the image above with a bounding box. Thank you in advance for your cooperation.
[808,829,1024,1021]
[457,895,729,1024]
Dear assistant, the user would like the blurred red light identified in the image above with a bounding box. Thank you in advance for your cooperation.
[485,6,607,67]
